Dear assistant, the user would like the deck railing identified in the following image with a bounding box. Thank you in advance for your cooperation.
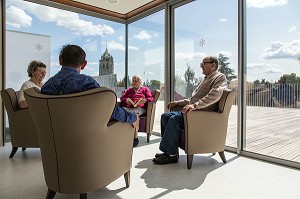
[229,83,300,109]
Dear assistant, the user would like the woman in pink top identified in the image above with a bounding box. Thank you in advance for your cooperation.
[120,75,154,147]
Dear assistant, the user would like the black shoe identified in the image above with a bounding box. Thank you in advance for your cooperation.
[133,138,139,147]
[155,152,179,158]
[152,154,178,165]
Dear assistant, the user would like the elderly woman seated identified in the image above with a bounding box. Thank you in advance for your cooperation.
[18,60,47,109]
[120,75,154,147]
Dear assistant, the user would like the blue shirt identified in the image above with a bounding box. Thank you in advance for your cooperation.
[41,66,137,124]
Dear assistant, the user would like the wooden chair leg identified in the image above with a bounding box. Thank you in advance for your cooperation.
[22,147,26,151]
[212,152,216,155]
[187,154,194,169]
[218,151,227,163]
[147,133,150,143]
[46,189,56,199]
[79,193,87,199]
[9,147,18,158]
[124,170,130,188]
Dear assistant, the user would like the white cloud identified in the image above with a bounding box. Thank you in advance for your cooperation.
[118,35,124,41]
[9,0,114,36]
[247,0,288,8]
[133,31,152,40]
[175,52,206,60]
[217,51,232,57]
[261,39,300,59]
[88,62,98,66]
[128,46,139,51]
[108,40,125,51]
[220,18,228,22]
[248,63,282,74]
[288,26,297,33]
[6,5,32,28]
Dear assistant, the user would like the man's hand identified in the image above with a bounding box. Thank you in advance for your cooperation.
[167,101,178,110]
[182,104,196,114]
[132,114,140,128]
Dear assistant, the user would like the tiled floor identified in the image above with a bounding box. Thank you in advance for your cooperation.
[1,135,300,199]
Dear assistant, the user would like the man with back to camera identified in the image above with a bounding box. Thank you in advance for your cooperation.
[153,56,228,165]
[41,44,139,138]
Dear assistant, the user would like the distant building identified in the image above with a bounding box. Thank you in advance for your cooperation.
[93,46,116,90]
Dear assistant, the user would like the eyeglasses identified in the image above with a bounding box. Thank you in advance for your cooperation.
[201,61,213,66]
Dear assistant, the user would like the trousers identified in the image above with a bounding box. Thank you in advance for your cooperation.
[159,111,184,155]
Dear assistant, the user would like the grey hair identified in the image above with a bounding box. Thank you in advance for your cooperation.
[27,60,46,77]
[132,75,142,82]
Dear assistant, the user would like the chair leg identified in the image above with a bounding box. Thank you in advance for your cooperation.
[124,170,130,188]
[79,193,87,199]
[9,147,18,158]
[212,152,216,155]
[187,154,194,169]
[22,147,26,151]
[218,151,227,163]
[46,189,56,199]
[147,133,150,143]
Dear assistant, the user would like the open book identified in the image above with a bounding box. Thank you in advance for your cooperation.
[127,98,143,108]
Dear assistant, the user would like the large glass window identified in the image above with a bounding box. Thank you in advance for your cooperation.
[246,0,300,163]
[5,0,125,141]
[128,10,165,134]
[174,0,238,148]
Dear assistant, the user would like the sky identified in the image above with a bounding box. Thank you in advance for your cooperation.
[5,0,300,89]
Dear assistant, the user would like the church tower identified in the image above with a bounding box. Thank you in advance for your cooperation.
[99,45,114,75]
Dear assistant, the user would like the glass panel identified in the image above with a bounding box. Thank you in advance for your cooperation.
[128,10,165,134]
[174,0,238,148]
[246,0,300,163]
[5,0,125,141]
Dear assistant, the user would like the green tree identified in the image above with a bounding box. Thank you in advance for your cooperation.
[116,76,131,87]
[278,73,300,84]
[184,63,196,96]
[217,54,237,83]
[149,80,161,90]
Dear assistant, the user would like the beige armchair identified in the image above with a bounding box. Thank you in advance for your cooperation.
[139,89,160,142]
[24,87,134,199]
[0,88,39,158]
[118,89,160,143]
[174,89,235,169]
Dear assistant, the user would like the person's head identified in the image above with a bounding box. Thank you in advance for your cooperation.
[132,75,142,89]
[200,56,218,76]
[27,60,47,82]
[59,44,87,70]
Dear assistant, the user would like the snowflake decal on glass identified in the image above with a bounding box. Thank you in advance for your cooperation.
[35,43,43,51]
[199,38,206,47]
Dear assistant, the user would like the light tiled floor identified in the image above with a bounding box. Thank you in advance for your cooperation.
[1,135,300,199]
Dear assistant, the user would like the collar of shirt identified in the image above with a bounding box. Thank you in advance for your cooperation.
[206,70,218,79]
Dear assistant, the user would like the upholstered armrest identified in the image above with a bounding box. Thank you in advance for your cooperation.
[183,110,228,153]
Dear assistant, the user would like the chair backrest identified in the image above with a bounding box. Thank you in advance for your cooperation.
[218,89,235,113]
[151,89,160,103]
[0,88,39,147]
[24,87,134,194]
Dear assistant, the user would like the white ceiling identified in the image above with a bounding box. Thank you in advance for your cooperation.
[74,0,155,15]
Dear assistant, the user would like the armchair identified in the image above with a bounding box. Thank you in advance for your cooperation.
[24,87,134,199]
[173,89,235,169]
[0,88,39,158]
[139,89,160,142]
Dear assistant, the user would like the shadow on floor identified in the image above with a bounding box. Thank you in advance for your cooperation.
[135,154,239,199]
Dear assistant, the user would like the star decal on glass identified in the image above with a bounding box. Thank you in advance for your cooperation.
[199,38,206,47]
[35,43,43,51]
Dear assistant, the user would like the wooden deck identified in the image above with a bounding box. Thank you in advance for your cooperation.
[152,102,300,163]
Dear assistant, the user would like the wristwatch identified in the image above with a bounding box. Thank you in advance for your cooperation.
[193,104,197,108]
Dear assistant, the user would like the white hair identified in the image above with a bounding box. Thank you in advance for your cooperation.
[132,75,142,82]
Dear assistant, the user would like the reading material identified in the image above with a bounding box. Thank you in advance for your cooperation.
[127,98,143,108]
